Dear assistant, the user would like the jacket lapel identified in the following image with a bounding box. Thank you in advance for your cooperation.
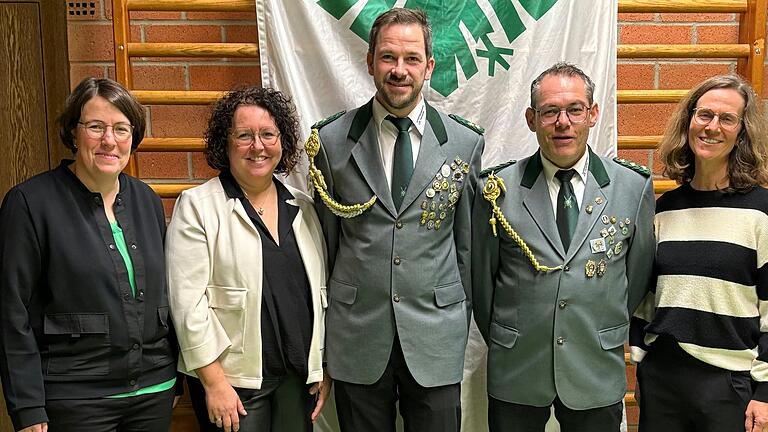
[349,100,397,217]
[521,153,565,258]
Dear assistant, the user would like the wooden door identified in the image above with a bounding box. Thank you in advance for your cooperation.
[0,1,69,430]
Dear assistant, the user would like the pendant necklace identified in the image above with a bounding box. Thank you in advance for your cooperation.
[245,185,272,216]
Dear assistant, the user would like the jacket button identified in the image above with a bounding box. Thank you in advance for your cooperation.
[108,244,116,250]
[556,336,565,345]
[563,265,570,272]
[395,220,403,229]
[94,196,102,205]
[138,291,144,298]
[129,379,136,386]
[393,256,401,265]
[393,294,400,302]
[130,244,137,250]
[558,300,567,309]
[132,343,139,350]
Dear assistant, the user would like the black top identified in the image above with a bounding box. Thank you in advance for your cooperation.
[0,160,177,430]
[219,172,313,377]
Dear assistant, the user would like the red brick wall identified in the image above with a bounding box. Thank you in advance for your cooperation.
[67,6,755,190]
[64,6,762,430]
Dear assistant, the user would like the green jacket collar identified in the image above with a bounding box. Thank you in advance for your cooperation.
[521,147,610,189]
[347,98,447,145]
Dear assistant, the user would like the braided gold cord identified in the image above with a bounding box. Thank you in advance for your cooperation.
[305,129,376,218]
[483,173,562,273]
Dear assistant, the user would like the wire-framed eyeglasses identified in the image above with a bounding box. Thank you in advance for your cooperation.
[231,128,281,147]
[78,121,133,142]
[533,104,592,126]
[691,107,742,131]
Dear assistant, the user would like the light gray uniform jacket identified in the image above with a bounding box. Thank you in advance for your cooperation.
[472,148,655,410]
[313,99,484,387]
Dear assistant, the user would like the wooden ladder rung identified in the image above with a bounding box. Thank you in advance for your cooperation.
[618,44,750,59]
[618,0,746,13]
[127,42,258,58]
[126,0,255,12]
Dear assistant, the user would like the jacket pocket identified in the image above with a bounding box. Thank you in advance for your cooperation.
[147,307,174,367]
[329,279,357,305]
[43,313,110,376]
[207,285,247,353]
[434,281,466,307]
[598,322,629,350]
[490,321,519,349]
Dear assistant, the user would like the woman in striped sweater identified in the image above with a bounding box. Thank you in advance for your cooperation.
[630,75,768,432]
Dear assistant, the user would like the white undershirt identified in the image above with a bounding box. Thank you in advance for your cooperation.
[540,150,590,218]
[372,97,426,188]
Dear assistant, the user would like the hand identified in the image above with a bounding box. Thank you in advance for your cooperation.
[309,371,333,423]
[204,380,247,432]
[746,399,768,432]
[19,423,47,432]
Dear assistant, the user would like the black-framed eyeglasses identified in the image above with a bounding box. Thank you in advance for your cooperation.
[691,107,742,131]
[231,128,281,147]
[78,121,133,142]
[533,104,592,126]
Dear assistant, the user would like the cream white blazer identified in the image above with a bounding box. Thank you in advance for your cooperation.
[166,176,327,389]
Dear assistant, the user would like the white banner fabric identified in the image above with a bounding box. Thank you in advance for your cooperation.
[256,1,620,431]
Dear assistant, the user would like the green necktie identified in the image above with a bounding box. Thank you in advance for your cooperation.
[555,169,578,251]
[387,115,414,210]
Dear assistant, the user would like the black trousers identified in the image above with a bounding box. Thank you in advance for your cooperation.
[333,337,461,432]
[637,336,753,432]
[187,372,313,432]
[488,395,622,432]
[45,387,174,432]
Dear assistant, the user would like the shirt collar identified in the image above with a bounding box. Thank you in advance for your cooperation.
[372,96,426,136]
[540,149,590,184]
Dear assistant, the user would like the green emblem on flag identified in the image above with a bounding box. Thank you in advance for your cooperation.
[316,0,559,97]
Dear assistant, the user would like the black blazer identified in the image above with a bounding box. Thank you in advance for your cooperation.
[0,160,177,430]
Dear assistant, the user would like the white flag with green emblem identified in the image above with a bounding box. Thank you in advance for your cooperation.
[256,1,619,430]
[257,0,617,172]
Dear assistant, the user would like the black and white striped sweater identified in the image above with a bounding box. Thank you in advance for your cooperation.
[630,183,768,400]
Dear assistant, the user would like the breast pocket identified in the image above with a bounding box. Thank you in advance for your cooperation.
[43,313,110,376]
[207,285,248,354]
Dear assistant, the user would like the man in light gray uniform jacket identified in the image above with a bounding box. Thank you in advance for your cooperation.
[472,62,655,432]
[308,8,484,432]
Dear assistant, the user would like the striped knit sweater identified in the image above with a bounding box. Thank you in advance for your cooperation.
[629,183,768,401]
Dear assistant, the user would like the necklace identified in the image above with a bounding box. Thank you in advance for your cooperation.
[244,185,272,216]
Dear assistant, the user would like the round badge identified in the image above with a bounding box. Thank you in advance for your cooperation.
[441,164,451,177]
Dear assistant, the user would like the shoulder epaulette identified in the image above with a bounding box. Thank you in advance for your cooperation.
[480,160,516,178]
[613,157,651,177]
[311,110,346,130]
[448,114,485,135]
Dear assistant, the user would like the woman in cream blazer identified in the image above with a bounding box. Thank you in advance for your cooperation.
[167,87,329,432]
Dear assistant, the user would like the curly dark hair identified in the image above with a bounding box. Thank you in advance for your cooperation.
[205,86,302,174]
[58,77,146,153]
[658,74,768,192]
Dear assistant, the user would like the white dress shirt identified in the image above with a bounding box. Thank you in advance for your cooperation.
[540,150,590,218]
[372,97,426,188]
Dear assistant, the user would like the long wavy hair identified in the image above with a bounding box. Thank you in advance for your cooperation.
[658,74,768,192]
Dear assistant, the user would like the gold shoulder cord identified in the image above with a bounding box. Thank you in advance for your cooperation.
[305,129,376,218]
[483,172,562,272]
